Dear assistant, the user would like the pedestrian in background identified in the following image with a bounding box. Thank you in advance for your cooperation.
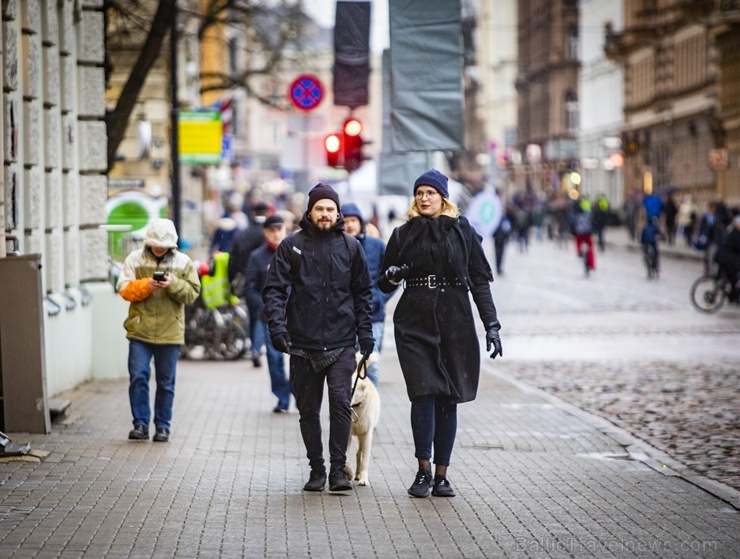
[210,192,248,253]
[378,169,503,499]
[663,192,678,246]
[117,219,200,443]
[640,215,663,275]
[697,201,730,274]
[492,209,511,276]
[677,195,696,247]
[229,201,271,367]
[713,215,740,303]
[341,202,393,387]
[262,184,375,492]
[570,196,596,272]
[244,214,291,413]
[623,188,641,242]
[592,193,610,252]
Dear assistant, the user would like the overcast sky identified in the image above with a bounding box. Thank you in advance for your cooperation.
[303,0,390,53]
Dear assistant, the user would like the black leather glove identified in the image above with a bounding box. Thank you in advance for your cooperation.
[385,264,409,283]
[271,333,291,354]
[485,323,502,359]
[359,338,375,357]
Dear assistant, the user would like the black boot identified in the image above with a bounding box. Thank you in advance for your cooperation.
[303,469,327,492]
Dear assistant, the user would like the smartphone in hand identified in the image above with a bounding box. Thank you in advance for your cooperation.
[153,271,166,282]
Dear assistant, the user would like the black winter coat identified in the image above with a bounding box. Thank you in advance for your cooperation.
[379,216,500,404]
[262,214,374,351]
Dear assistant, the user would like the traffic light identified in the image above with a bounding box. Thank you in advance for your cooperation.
[342,118,364,172]
[325,132,342,167]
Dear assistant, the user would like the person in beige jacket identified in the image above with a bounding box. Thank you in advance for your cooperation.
[117,219,200,442]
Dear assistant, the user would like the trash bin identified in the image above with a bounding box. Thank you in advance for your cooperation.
[0,253,51,434]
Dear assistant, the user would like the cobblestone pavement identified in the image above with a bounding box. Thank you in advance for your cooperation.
[499,359,740,492]
[489,228,740,497]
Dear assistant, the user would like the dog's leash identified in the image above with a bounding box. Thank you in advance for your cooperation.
[350,353,369,423]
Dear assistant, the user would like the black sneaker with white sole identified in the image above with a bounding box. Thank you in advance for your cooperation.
[432,476,456,497]
[407,469,432,498]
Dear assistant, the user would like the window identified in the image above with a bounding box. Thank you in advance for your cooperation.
[565,91,579,133]
[567,26,579,60]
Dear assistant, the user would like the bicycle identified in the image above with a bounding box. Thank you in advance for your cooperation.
[643,244,659,279]
[690,272,731,313]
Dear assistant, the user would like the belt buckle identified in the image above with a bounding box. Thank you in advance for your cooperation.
[427,275,437,288]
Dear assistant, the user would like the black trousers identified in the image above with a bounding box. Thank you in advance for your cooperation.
[290,347,355,473]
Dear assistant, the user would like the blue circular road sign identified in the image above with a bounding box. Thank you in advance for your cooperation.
[289,74,324,111]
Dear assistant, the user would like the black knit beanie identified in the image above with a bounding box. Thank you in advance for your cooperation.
[307,183,340,212]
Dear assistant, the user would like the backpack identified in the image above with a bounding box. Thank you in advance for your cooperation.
[288,229,360,279]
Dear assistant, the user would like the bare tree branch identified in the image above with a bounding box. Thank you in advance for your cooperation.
[105,0,310,170]
[106,0,177,172]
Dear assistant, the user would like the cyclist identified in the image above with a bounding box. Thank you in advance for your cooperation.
[570,196,595,273]
[640,216,663,277]
[713,214,740,303]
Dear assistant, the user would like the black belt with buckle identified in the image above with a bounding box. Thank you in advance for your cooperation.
[405,275,465,288]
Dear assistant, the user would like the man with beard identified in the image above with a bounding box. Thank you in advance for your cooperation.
[262,184,374,492]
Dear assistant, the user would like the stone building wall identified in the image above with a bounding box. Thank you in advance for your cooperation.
[2,0,107,280]
[1,0,118,398]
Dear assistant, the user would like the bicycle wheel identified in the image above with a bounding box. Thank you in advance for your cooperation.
[690,275,726,313]
[580,242,590,277]
[219,321,247,360]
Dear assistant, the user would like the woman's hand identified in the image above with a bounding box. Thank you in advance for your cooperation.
[486,325,502,359]
[385,265,409,284]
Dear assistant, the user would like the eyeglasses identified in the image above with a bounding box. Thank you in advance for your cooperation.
[415,190,439,200]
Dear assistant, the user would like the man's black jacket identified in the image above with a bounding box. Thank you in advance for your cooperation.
[262,213,374,351]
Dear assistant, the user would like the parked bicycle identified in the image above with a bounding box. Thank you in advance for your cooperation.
[690,272,732,313]
[181,299,248,360]
[180,257,248,360]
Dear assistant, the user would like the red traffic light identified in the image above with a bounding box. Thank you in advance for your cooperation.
[325,133,342,167]
[343,118,362,137]
[343,118,364,171]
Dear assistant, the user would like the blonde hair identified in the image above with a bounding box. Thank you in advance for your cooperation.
[406,198,459,220]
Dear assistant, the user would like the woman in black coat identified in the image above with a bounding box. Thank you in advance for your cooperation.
[378,169,503,498]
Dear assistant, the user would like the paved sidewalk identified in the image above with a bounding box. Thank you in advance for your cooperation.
[1,339,738,558]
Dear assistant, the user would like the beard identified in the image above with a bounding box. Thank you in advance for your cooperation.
[315,219,334,231]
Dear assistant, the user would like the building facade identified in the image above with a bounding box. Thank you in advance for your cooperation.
[475,0,519,196]
[515,0,581,195]
[606,0,740,208]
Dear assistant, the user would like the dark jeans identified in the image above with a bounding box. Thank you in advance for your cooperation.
[290,347,355,473]
[410,395,458,467]
[257,320,290,409]
[127,339,179,430]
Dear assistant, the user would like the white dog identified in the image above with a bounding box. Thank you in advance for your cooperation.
[344,355,381,486]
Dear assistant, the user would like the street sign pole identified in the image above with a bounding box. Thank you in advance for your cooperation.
[169,4,181,244]
[289,75,324,192]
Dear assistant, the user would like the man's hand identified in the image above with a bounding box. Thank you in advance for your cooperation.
[385,264,409,284]
[485,326,502,359]
[359,338,374,357]
[271,333,291,354]
[149,275,171,290]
